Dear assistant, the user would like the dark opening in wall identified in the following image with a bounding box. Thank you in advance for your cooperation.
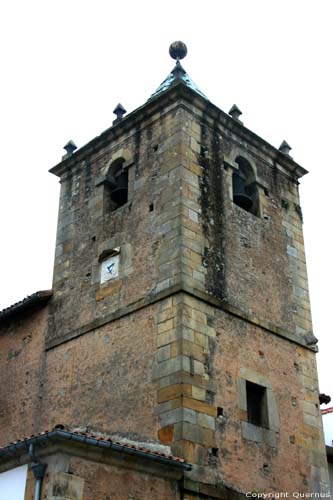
[246,381,268,428]
[104,158,128,211]
[232,156,259,216]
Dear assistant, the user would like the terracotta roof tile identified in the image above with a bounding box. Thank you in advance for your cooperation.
[1,425,187,466]
[0,290,52,323]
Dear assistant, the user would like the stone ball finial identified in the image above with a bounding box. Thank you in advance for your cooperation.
[169,41,187,61]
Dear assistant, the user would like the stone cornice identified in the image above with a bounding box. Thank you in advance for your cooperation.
[45,283,317,353]
[49,81,307,181]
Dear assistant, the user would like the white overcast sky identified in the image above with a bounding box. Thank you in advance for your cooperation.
[0,1,332,396]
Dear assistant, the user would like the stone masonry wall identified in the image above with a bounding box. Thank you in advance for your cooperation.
[0,307,48,446]
[153,291,328,494]
[150,101,327,494]
[48,102,188,348]
[178,104,313,342]
[0,90,327,498]
[23,452,180,500]
[42,303,160,440]
[213,307,327,494]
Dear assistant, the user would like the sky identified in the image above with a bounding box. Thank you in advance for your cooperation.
[0,1,332,396]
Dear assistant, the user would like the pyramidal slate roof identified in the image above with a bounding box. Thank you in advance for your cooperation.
[149,61,208,101]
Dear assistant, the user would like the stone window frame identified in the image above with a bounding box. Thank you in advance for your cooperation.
[90,238,133,288]
[99,247,121,285]
[237,368,280,447]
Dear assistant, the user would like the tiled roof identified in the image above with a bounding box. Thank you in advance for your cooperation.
[0,425,190,469]
[322,407,333,415]
[149,61,208,101]
[0,290,52,323]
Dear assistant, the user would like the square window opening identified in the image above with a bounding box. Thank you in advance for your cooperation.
[246,381,269,428]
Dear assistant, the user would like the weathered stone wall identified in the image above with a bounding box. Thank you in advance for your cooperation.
[0,87,328,498]
[0,307,48,446]
[23,452,180,500]
[48,102,188,348]
[213,308,327,494]
[151,99,327,493]
[42,303,160,440]
[178,104,312,342]
[153,292,327,494]
[0,302,161,445]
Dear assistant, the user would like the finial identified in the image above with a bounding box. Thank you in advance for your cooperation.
[279,140,292,156]
[63,140,77,156]
[169,41,187,61]
[113,103,127,122]
[229,104,243,121]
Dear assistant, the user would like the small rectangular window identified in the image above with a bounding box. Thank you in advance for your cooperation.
[246,381,269,428]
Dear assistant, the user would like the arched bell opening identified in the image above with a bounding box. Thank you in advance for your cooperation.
[105,158,128,210]
[232,157,259,216]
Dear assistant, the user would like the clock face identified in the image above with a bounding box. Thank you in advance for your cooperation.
[100,254,119,284]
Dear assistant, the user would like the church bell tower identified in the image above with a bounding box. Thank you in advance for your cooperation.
[47,42,329,497]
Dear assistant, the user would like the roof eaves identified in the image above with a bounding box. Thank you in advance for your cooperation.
[0,290,52,324]
[0,427,191,471]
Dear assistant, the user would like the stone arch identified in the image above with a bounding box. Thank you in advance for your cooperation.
[104,157,128,210]
[232,156,259,216]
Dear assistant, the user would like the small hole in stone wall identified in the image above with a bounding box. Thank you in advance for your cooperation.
[86,273,91,278]
[91,236,96,242]
[264,188,269,197]
[149,203,154,212]
[263,463,271,475]
[211,447,219,457]
[217,407,223,417]
[153,144,158,152]
[200,145,208,157]
[258,350,264,358]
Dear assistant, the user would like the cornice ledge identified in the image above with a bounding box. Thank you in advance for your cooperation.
[46,282,316,353]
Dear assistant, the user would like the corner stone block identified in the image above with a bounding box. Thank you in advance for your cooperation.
[174,422,215,447]
[153,355,190,379]
[158,425,174,444]
[49,472,84,500]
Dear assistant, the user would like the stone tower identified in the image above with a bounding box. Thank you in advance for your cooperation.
[45,42,329,496]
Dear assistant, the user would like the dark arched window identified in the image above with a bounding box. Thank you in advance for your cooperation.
[232,157,259,216]
[105,158,128,210]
